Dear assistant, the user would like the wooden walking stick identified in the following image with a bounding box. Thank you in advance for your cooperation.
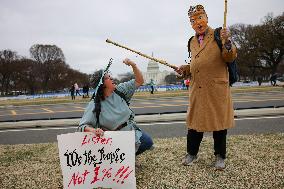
[105,39,190,78]
[222,0,228,45]
[106,39,178,70]
[223,0,227,29]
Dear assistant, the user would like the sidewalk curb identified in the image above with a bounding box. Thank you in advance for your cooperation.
[0,108,284,130]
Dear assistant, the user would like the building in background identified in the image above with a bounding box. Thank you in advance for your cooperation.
[143,54,170,85]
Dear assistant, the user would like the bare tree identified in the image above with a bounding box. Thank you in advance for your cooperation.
[16,58,41,95]
[230,12,284,80]
[119,72,135,83]
[0,45,91,95]
[66,69,89,89]
[256,13,284,74]
[30,44,65,63]
[0,50,19,95]
[29,44,66,92]
[165,73,180,84]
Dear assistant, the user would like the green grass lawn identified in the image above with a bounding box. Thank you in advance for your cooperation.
[0,133,283,188]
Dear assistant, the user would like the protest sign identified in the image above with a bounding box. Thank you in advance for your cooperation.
[57,131,136,189]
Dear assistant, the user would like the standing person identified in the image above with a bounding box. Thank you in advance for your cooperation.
[257,76,263,86]
[85,84,89,98]
[78,58,153,157]
[176,4,237,170]
[74,83,81,96]
[69,85,75,100]
[185,79,190,90]
[182,80,186,89]
[82,84,89,98]
[270,74,277,86]
[82,85,87,98]
[149,79,155,94]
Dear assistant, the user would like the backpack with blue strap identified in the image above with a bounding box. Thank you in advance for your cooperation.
[187,27,238,86]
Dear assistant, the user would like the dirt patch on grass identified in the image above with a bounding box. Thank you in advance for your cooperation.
[0,134,283,189]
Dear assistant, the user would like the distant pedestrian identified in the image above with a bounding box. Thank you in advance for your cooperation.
[257,76,263,86]
[69,85,75,100]
[74,83,81,96]
[182,80,186,89]
[149,79,155,94]
[82,84,89,98]
[185,79,190,90]
[270,74,277,86]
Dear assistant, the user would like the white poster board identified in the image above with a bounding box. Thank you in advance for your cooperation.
[57,131,136,189]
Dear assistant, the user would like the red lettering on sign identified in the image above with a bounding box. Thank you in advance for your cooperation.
[81,134,113,146]
[90,166,101,184]
[81,134,90,146]
[68,170,90,187]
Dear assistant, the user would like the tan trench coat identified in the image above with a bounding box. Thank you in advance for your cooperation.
[185,27,237,132]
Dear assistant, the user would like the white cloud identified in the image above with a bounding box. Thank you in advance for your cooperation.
[0,0,283,76]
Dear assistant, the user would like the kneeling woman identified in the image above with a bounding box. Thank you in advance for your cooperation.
[78,58,153,156]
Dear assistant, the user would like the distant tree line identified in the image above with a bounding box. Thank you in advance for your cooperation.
[0,44,89,95]
[230,12,284,81]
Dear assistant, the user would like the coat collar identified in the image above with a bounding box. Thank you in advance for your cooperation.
[192,27,214,56]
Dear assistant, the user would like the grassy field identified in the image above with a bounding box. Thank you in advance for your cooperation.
[0,86,283,107]
[0,133,283,189]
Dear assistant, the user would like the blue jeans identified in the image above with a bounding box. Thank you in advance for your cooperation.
[136,130,153,156]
